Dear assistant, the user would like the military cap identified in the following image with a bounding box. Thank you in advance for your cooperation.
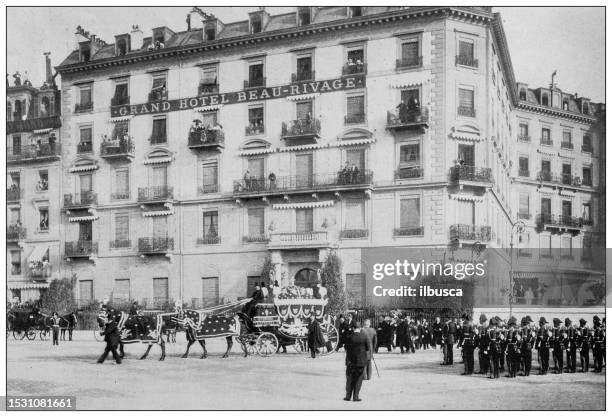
[579,318,587,326]
[539,316,548,325]
[553,318,561,326]
[564,318,572,327]
[479,313,488,324]
[525,315,533,323]
[507,316,517,327]
[593,315,601,323]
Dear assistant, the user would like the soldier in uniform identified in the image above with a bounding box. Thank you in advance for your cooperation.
[460,323,477,375]
[477,314,488,373]
[489,326,503,379]
[565,318,577,373]
[477,318,494,375]
[537,327,552,375]
[577,318,590,372]
[505,331,520,378]
[592,315,605,373]
[551,318,564,373]
[521,326,536,376]
[97,311,122,364]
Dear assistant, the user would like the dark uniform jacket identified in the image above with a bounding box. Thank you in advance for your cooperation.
[104,321,121,346]
[345,331,370,367]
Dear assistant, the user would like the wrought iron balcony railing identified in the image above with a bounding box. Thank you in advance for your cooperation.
[342,62,366,75]
[395,167,423,180]
[148,90,168,102]
[198,83,219,95]
[455,55,479,68]
[28,264,52,280]
[7,187,21,202]
[340,229,369,239]
[396,56,423,69]
[137,186,174,202]
[394,227,424,237]
[111,192,130,200]
[197,235,221,245]
[540,138,553,146]
[100,138,134,158]
[65,241,98,257]
[450,224,491,241]
[7,115,61,135]
[291,70,315,83]
[518,212,532,220]
[233,171,373,195]
[281,118,321,140]
[63,191,98,208]
[199,184,219,194]
[75,102,93,113]
[7,143,61,162]
[187,129,225,149]
[536,213,584,229]
[7,225,26,241]
[245,123,265,136]
[243,234,270,244]
[450,165,493,183]
[77,141,93,153]
[518,135,531,142]
[387,107,429,130]
[561,141,574,150]
[244,77,266,89]
[111,96,130,106]
[582,144,593,153]
[138,237,174,254]
[518,169,530,178]
[109,239,131,249]
[344,114,366,125]
[457,106,476,117]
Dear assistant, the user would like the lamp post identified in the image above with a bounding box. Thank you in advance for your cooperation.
[509,220,526,319]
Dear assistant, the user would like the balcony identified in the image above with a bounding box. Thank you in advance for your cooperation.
[386,107,429,131]
[243,234,270,244]
[455,55,479,68]
[342,62,366,75]
[197,235,221,245]
[7,115,61,135]
[449,165,493,187]
[281,118,321,144]
[198,83,219,95]
[111,192,130,200]
[7,143,61,164]
[291,70,315,83]
[344,114,366,125]
[396,56,422,70]
[149,135,167,145]
[63,191,98,210]
[518,212,532,220]
[340,229,369,239]
[74,102,93,113]
[450,224,491,242]
[109,239,131,249]
[518,169,530,178]
[77,141,93,154]
[199,184,219,194]
[100,138,135,161]
[536,214,584,235]
[187,129,225,151]
[244,77,266,89]
[148,89,168,102]
[518,135,531,143]
[245,123,265,136]
[540,138,553,146]
[138,237,174,255]
[267,231,330,250]
[111,96,130,106]
[457,106,476,118]
[65,241,98,258]
[138,186,174,203]
[395,167,423,180]
[233,171,373,198]
[7,225,26,242]
[582,144,593,153]
[561,141,574,150]
[394,227,424,237]
[537,172,585,188]
[7,187,21,202]
[28,263,52,281]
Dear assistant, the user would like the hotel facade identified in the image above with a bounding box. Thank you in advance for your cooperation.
[9,6,603,319]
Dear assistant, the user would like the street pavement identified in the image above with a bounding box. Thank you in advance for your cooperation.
[7,331,605,410]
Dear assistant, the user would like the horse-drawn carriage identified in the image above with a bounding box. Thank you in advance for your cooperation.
[6,308,76,341]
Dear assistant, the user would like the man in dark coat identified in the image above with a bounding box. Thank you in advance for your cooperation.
[592,316,605,372]
[97,312,122,364]
[432,316,443,349]
[551,318,564,373]
[395,316,409,354]
[578,318,591,372]
[565,318,577,373]
[361,319,377,380]
[344,322,369,402]
[335,315,347,352]
[307,317,326,358]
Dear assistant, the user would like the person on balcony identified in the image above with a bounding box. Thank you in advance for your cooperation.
[243,169,252,191]
[340,161,351,185]
[268,172,277,190]
[355,58,364,72]
[350,163,360,184]
[396,100,409,123]
[40,212,49,230]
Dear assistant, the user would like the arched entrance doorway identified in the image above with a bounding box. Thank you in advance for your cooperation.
[294,268,318,288]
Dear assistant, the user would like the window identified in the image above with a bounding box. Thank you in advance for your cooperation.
[397,143,421,179]
[398,38,420,68]
[519,89,526,101]
[295,55,313,82]
[458,88,475,117]
[199,67,218,94]
[562,98,570,111]
[345,95,365,124]
[152,216,168,239]
[296,100,313,121]
[113,168,130,200]
[80,45,91,62]
[150,117,167,144]
[398,197,421,234]
[541,127,551,144]
[345,200,365,230]
[11,135,21,155]
[541,92,549,106]
[113,214,130,248]
[248,208,265,237]
[248,62,264,88]
[345,48,365,74]
[540,160,551,181]
[582,102,590,115]
[582,166,592,186]
[295,153,313,187]
[79,280,93,302]
[458,144,475,167]
[202,277,220,308]
[247,106,264,134]
[519,193,530,218]
[78,126,93,153]
[116,38,128,56]
[247,157,265,179]
[540,235,552,258]
[77,84,93,111]
[204,24,216,41]
[562,130,572,148]
[112,80,129,106]
[9,208,21,225]
[202,210,219,239]
[561,237,572,258]
[561,163,572,185]
[151,165,168,188]
[10,250,21,275]
[346,273,365,308]
[250,16,262,33]
[114,279,130,302]
[346,148,365,173]
[297,7,311,26]
[40,96,51,117]
[582,202,592,223]
[519,123,529,140]
[152,277,169,305]
[39,207,49,231]
[348,7,363,17]
[150,73,167,101]
[518,156,529,177]
[457,39,476,67]
[561,201,572,222]
[112,120,129,141]
[296,208,314,233]
[201,160,218,193]
[582,134,592,152]
[457,200,475,226]
[37,170,49,191]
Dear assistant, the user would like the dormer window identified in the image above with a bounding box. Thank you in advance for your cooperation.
[153,29,165,44]
[582,102,590,115]
[251,15,262,33]
[116,38,128,56]
[80,44,91,62]
[519,89,526,101]
[348,7,363,17]
[541,92,549,106]
[297,7,311,26]
[562,97,569,111]
[204,24,216,41]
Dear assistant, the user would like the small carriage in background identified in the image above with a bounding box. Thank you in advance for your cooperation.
[7,309,51,341]
[238,286,339,356]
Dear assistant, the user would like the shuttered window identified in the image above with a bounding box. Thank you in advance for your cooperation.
[114,83,128,99]
[115,214,129,241]
[112,121,128,140]
[346,95,365,118]
[201,67,217,85]
[346,149,365,172]
[152,166,167,188]
[202,161,218,193]
[114,279,130,302]
[457,200,475,225]
[401,40,419,61]
[296,101,312,120]
[152,217,167,239]
[248,208,264,236]
[296,153,313,187]
[79,280,93,301]
[399,144,420,166]
[248,157,265,179]
[151,118,167,143]
[115,168,129,198]
[152,75,166,90]
[203,211,218,238]
[201,111,217,127]
[458,40,474,60]
[202,277,219,307]
[153,277,169,302]
[519,193,529,214]
[400,198,421,229]
[458,88,474,109]
[11,251,21,275]
[248,64,264,85]
[80,127,92,144]
[296,208,314,233]
[541,198,551,216]
[79,85,92,106]
[345,200,365,229]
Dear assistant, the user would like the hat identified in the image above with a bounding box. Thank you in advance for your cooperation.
[539,316,548,325]
[525,315,533,323]
[507,316,517,327]
[579,318,587,326]
[479,313,488,324]
[564,318,572,327]
[593,315,601,323]
[520,316,529,327]
[553,318,561,326]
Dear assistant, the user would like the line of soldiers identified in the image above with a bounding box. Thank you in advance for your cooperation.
[455,314,605,378]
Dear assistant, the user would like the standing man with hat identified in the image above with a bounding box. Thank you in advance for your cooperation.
[97,311,122,364]
[578,318,591,372]
[460,320,477,375]
[536,321,552,375]
[551,318,564,373]
[592,315,605,373]
[565,318,577,373]
[361,319,377,380]
[343,322,369,402]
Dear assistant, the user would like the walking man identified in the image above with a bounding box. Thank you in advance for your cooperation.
[344,322,369,402]
[51,312,61,346]
[361,319,377,380]
[97,312,122,364]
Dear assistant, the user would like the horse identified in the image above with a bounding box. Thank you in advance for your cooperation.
[174,308,242,359]
[59,312,78,341]
[97,309,167,361]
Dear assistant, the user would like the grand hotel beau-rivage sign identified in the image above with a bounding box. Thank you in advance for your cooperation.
[110,74,366,117]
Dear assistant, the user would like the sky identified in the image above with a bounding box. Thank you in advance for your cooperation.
[6,6,605,102]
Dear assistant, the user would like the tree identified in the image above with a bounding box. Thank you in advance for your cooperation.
[321,251,346,317]
[261,254,274,283]
[39,278,77,313]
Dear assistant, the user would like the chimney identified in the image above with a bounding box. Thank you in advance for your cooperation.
[44,52,53,85]
[74,25,89,48]
[130,25,144,51]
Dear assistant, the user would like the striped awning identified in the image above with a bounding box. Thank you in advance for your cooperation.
[7,282,50,290]
[278,143,324,153]
[109,115,134,123]
[33,128,53,134]
[194,104,223,112]
[143,156,172,165]
[537,149,556,157]
[390,81,424,89]
[142,209,174,217]
[238,147,277,156]
[450,132,482,142]
[450,193,485,203]
[286,93,321,102]
[272,200,335,210]
[512,272,540,279]
[29,245,49,263]
[69,164,99,173]
[335,137,376,147]
[68,214,99,222]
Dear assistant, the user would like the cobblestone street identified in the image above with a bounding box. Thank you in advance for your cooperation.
[7,332,605,410]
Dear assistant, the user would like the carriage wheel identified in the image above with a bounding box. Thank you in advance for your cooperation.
[13,329,25,340]
[26,327,37,340]
[39,329,49,341]
[94,329,104,342]
[255,332,278,357]
[292,338,307,354]
[319,323,339,356]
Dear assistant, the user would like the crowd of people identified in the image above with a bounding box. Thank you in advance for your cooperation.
[189,119,224,143]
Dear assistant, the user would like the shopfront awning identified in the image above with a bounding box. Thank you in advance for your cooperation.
[143,156,172,165]
[142,208,174,217]
[29,245,49,263]
[33,128,53,134]
[69,164,99,173]
[286,93,321,102]
[109,115,134,123]
[68,214,99,222]
[7,282,50,290]
[194,104,224,112]
[272,200,335,210]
